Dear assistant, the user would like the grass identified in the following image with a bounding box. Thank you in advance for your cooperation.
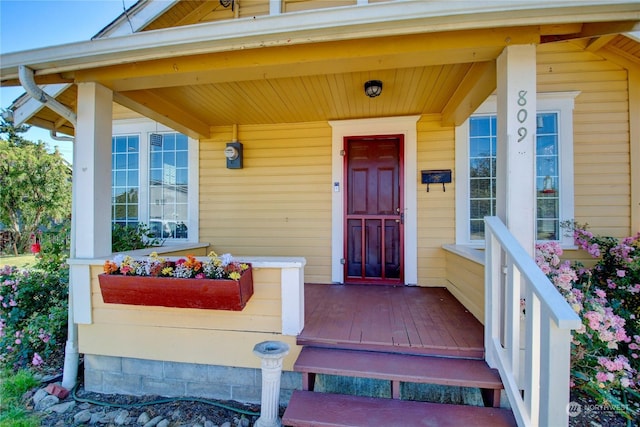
[0,254,36,268]
[0,370,41,427]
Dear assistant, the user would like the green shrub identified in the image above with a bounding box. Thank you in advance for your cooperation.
[112,222,159,252]
[1,219,157,372]
[536,224,640,420]
[33,220,70,275]
[0,265,68,371]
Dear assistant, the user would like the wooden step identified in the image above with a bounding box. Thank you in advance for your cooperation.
[294,346,503,407]
[282,390,517,427]
[295,337,485,359]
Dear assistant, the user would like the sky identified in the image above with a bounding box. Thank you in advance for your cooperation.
[0,0,138,163]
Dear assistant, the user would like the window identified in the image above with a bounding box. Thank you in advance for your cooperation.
[468,115,497,240]
[455,93,578,246]
[111,120,198,243]
[111,135,139,228]
[536,113,560,241]
[149,133,189,239]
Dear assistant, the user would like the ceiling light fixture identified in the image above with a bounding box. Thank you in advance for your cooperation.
[364,80,383,98]
[219,0,234,10]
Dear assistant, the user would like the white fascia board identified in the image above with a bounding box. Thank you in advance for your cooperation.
[12,83,72,126]
[93,0,180,39]
[1,0,639,81]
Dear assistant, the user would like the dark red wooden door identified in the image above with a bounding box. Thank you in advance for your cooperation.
[344,136,403,285]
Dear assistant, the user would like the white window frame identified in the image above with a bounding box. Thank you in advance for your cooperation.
[455,92,579,247]
[112,118,199,244]
[111,133,141,228]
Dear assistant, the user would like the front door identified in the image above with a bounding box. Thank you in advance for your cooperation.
[344,135,404,285]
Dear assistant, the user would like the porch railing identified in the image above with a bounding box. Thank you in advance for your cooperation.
[484,216,581,427]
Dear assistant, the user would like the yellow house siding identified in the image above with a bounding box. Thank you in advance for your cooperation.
[199,122,332,284]
[416,114,455,285]
[144,1,270,30]
[284,0,355,13]
[444,251,484,322]
[144,0,376,29]
[631,67,640,233]
[79,265,300,370]
[537,42,632,238]
[234,1,271,18]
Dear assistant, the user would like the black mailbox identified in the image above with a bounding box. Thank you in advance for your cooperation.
[421,169,452,192]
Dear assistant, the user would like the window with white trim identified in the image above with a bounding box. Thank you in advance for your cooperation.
[149,133,189,239]
[468,115,497,240]
[536,112,561,241]
[111,120,199,243]
[112,135,140,228]
[455,93,578,247]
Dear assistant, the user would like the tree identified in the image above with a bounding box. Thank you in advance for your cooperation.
[0,117,72,255]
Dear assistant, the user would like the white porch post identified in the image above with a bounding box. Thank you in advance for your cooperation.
[62,82,112,389]
[496,45,537,256]
[73,82,113,258]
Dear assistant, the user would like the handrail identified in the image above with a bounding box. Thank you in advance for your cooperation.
[484,216,581,427]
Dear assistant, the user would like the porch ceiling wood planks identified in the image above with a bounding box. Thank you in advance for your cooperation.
[61,27,539,133]
[299,284,485,359]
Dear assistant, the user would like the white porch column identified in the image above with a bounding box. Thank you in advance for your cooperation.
[63,82,112,389]
[70,83,112,322]
[496,45,537,256]
[73,82,113,258]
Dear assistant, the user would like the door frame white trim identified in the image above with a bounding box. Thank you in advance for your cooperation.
[329,116,420,285]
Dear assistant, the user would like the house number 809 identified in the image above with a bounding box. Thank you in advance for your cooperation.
[517,90,528,142]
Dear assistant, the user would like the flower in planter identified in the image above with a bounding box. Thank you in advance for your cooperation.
[103,251,249,280]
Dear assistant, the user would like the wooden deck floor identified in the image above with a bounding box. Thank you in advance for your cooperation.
[298,284,485,359]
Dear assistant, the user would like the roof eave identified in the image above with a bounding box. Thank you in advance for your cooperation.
[1,0,639,83]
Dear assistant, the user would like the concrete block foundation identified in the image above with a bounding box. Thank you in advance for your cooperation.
[84,354,301,405]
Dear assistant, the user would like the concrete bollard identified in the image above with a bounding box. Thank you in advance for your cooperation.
[253,341,290,427]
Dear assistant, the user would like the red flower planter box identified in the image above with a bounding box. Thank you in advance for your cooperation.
[97,267,253,311]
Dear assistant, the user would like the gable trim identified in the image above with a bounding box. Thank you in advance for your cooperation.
[93,1,180,39]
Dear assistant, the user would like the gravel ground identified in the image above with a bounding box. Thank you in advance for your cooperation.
[22,357,267,427]
[28,386,265,427]
[28,386,634,427]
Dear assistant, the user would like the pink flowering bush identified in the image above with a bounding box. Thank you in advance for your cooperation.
[0,265,68,372]
[535,223,640,419]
